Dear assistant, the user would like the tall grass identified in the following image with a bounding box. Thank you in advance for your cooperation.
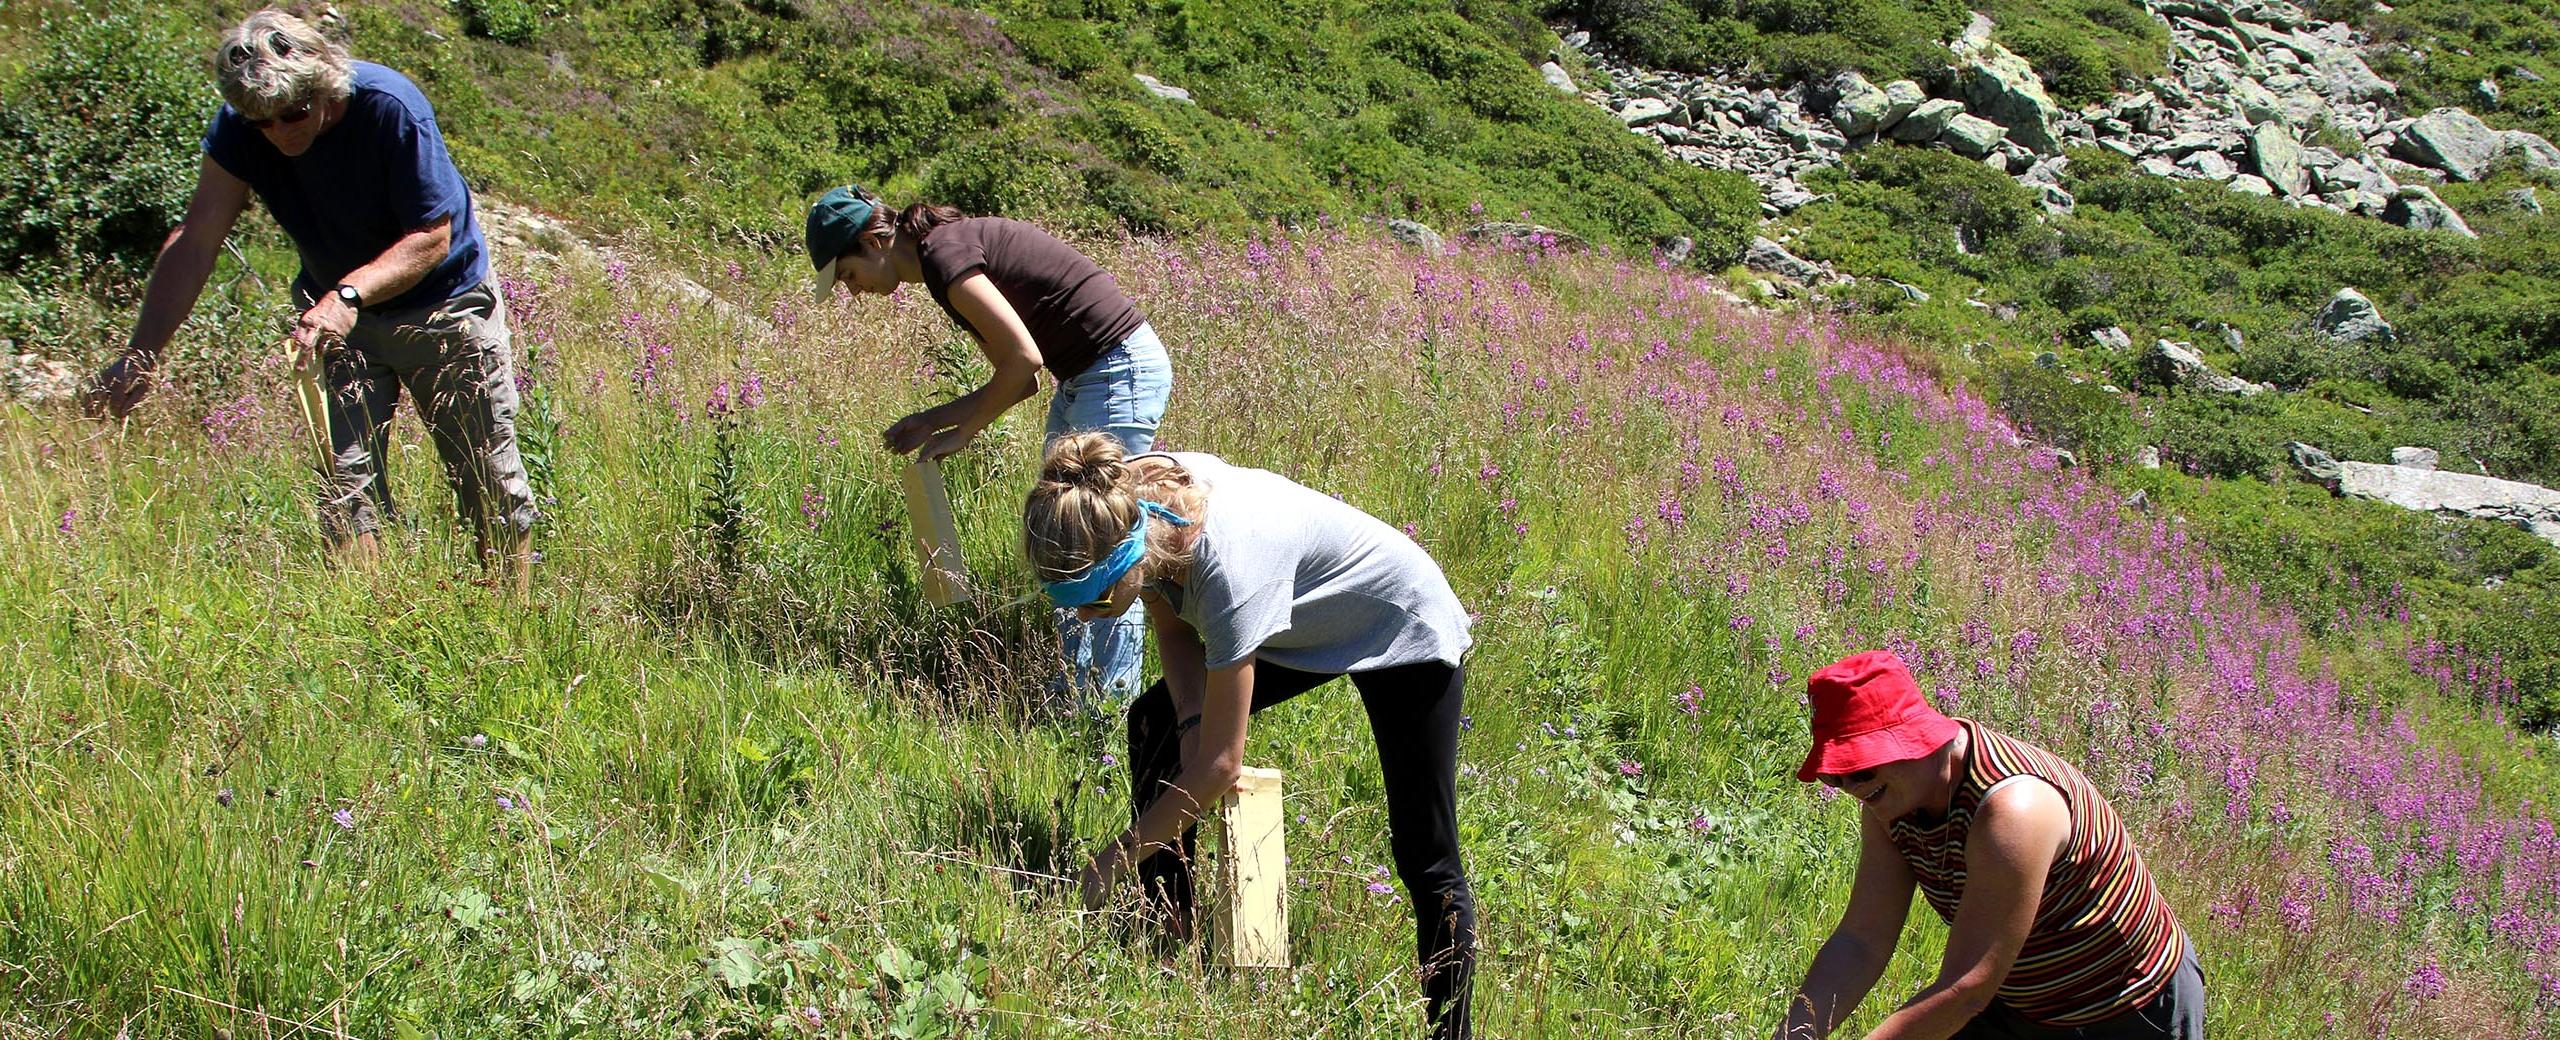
[4,224,2553,1037]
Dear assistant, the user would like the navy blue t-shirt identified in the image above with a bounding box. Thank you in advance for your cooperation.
[203,62,487,311]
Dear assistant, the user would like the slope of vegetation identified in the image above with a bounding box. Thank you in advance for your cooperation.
[10,211,2558,1037]
[4,1,2560,1034]
[0,0,1756,345]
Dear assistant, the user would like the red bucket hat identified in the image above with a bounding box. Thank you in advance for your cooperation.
[1796,650,1960,782]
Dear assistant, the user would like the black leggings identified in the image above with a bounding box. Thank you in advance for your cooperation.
[1127,659,1475,1040]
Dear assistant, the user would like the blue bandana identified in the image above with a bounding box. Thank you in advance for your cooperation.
[1040,500,1191,608]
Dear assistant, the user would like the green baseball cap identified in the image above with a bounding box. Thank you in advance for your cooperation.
[805,184,880,299]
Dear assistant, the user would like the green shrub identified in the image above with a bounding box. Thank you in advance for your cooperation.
[2004,25,2117,106]
[1988,355,2142,460]
[1004,16,1115,77]
[922,130,1083,217]
[0,6,208,279]
[455,0,547,46]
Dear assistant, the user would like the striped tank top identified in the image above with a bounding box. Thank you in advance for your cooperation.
[1887,719,2188,1026]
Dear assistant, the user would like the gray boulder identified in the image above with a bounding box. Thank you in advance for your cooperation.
[1879,79,1928,133]
[2382,185,2477,237]
[2291,442,2560,547]
[2506,187,2544,215]
[2314,47,2397,102]
[1889,99,1966,142]
[1465,222,1584,248]
[2503,130,2560,174]
[1830,72,1892,136]
[2164,129,2237,155]
[1743,236,1827,282]
[1619,96,1681,127]
[2392,446,2440,470]
[1386,219,1445,255]
[1955,38,2064,154]
[2250,122,2313,197]
[2392,108,2503,181]
[2229,174,2276,196]
[1134,73,1194,104]
[2091,326,2133,351]
[2313,287,2396,344]
[2116,92,2165,134]
[2376,155,2447,185]
[2147,339,2268,395]
[2232,78,2287,126]
[2180,150,2240,181]
[1540,61,1578,95]
[1941,113,2008,158]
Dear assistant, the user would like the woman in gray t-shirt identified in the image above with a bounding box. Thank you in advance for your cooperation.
[1022,432,1477,1040]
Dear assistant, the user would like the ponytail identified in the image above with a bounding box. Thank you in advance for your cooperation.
[1023,433,1201,582]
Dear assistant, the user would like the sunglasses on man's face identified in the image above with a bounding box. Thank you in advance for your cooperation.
[249,100,317,130]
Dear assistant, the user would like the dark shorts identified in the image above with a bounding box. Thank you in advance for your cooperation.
[1954,939,2205,1039]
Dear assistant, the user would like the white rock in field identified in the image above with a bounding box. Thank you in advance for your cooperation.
[2314,287,2396,344]
[2383,185,2477,238]
[1541,61,1578,95]
[2392,446,2440,470]
[2147,339,2267,395]
[2292,442,2560,547]
[1134,73,1193,103]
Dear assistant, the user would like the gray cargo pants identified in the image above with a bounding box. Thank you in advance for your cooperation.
[312,280,537,544]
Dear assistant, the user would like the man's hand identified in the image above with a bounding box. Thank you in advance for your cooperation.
[84,352,155,419]
[292,294,357,360]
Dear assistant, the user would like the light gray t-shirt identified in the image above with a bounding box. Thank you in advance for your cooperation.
[1151,453,1472,674]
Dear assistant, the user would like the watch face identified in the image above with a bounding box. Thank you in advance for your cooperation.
[337,285,359,305]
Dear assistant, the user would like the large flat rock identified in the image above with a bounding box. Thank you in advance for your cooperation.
[2293,443,2560,546]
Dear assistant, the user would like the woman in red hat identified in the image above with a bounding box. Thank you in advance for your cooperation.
[1773,650,2204,1040]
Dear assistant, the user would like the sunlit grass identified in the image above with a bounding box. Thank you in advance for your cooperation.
[4,226,2553,1037]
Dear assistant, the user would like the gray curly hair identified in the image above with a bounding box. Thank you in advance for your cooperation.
[214,9,353,121]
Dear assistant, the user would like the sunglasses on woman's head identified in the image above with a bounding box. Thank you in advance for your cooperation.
[248,100,317,130]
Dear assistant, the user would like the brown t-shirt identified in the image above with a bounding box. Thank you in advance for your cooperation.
[916,217,1147,381]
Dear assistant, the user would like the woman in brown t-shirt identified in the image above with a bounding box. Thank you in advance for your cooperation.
[805,184,1174,709]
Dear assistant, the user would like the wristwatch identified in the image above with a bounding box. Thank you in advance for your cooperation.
[334,283,361,309]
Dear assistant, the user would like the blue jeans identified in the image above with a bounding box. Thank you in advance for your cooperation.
[1045,323,1173,709]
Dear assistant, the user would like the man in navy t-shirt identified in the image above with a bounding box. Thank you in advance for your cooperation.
[88,8,535,590]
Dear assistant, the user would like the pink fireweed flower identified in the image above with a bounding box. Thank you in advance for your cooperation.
[1617,760,1643,777]
[56,509,75,537]
[2405,959,2448,1000]
[1676,685,1702,715]
[800,485,827,530]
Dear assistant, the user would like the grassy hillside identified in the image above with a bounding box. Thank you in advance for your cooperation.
[0,0,1755,324]
[5,1,2560,1035]
[1771,144,2560,729]
[10,212,2559,1037]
